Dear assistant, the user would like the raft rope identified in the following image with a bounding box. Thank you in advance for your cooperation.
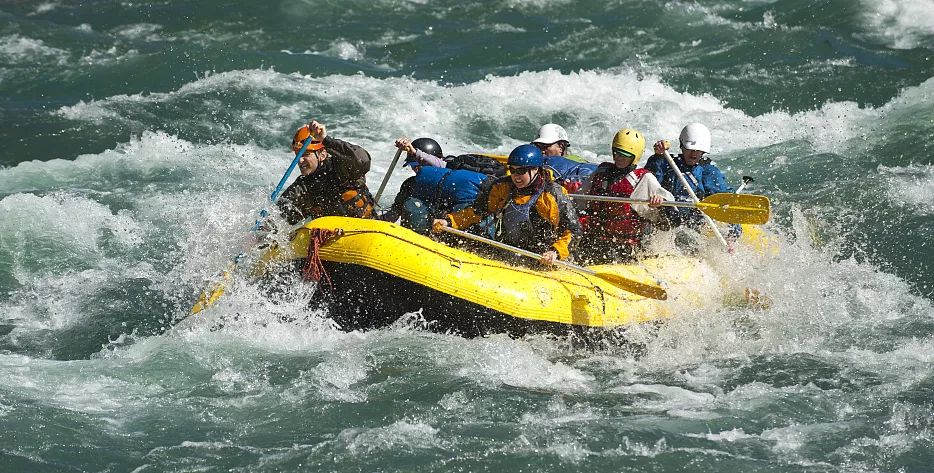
[302,228,340,290]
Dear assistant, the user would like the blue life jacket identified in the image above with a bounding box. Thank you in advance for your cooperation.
[499,185,546,248]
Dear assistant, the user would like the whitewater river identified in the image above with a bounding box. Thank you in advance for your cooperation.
[1,1,933,471]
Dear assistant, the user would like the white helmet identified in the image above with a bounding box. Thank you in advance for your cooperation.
[532,123,570,144]
[679,123,711,154]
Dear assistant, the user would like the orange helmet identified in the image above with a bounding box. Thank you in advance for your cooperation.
[291,125,324,154]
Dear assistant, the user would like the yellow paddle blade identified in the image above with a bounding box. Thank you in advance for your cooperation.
[190,269,232,314]
[697,193,771,225]
[593,271,668,300]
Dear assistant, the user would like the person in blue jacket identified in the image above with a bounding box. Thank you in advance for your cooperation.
[532,125,597,194]
[380,138,492,233]
[543,155,597,195]
[644,123,741,240]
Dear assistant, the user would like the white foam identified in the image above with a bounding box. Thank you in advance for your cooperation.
[701,427,756,442]
[519,397,600,426]
[761,421,854,458]
[2,268,107,330]
[33,2,59,14]
[503,0,572,8]
[486,23,527,33]
[859,0,934,49]
[542,439,594,463]
[78,46,140,67]
[0,130,283,193]
[0,352,163,418]
[54,67,929,177]
[446,335,594,391]
[880,163,934,214]
[613,383,716,414]
[615,437,668,457]
[113,23,164,42]
[662,1,795,32]
[304,348,370,402]
[0,131,305,327]
[338,420,440,454]
[171,28,267,48]
[324,40,366,62]
[0,193,143,277]
[210,366,270,395]
[0,34,68,65]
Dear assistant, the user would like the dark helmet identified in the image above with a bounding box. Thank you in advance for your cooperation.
[411,138,444,160]
[507,144,544,167]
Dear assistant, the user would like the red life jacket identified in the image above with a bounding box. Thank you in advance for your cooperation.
[582,164,649,242]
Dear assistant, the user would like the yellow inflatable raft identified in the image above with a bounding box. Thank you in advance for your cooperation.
[255,216,726,337]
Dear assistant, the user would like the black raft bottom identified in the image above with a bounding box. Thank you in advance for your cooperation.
[274,261,655,349]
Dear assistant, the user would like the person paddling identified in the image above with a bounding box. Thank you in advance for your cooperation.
[643,123,741,244]
[432,144,581,266]
[393,137,447,168]
[380,137,492,233]
[530,123,596,195]
[578,128,669,263]
[531,123,586,162]
[276,120,375,225]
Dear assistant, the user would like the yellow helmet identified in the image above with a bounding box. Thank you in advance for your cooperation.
[611,128,646,164]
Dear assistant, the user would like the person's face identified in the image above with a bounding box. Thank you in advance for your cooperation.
[509,166,537,189]
[535,142,565,157]
[298,148,328,175]
[612,149,636,169]
[682,148,705,166]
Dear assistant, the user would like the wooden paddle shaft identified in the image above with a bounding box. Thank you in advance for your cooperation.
[373,148,404,206]
[570,194,699,208]
[440,226,596,275]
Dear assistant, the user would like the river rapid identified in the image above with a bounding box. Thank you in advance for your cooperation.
[1,1,933,471]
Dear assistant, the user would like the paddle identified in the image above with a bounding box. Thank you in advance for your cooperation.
[438,226,668,300]
[569,193,770,225]
[190,134,316,315]
[662,149,728,247]
[373,148,404,207]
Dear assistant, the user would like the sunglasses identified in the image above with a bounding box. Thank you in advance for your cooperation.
[612,148,636,159]
[534,142,569,150]
[509,166,533,175]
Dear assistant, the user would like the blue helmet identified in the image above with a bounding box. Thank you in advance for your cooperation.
[507,144,544,167]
